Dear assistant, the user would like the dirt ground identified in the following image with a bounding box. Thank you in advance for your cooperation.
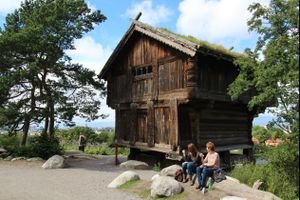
[0,155,151,200]
[0,154,279,200]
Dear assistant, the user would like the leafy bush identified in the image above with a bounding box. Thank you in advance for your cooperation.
[0,134,64,159]
[56,127,115,145]
[0,135,20,152]
[230,162,298,200]
[56,126,97,144]
[268,127,287,140]
[252,126,271,142]
[231,142,299,199]
[29,135,64,159]
[84,145,129,156]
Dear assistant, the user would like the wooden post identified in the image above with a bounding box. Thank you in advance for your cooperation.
[147,100,155,147]
[115,139,119,165]
[170,98,179,151]
[184,57,198,87]
[129,103,137,145]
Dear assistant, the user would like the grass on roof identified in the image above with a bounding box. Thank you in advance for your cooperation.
[159,28,243,58]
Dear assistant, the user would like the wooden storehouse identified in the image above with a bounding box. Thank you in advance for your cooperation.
[99,18,255,160]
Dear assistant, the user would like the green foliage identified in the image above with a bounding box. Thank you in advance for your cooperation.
[29,135,64,159]
[83,145,129,156]
[0,134,63,159]
[253,143,268,159]
[0,0,107,142]
[56,127,115,146]
[262,142,299,180]
[56,126,96,144]
[230,162,298,200]
[228,0,299,138]
[232,142,299,199]
[252,126,288,143]
[153,162,161,172]
[252,126,271,142]
[228,3,299,198]
[268,127,288,140]
[88,131,115,145]
[159,28,242,58]
[119,180,141,189]
[0,134,20,152]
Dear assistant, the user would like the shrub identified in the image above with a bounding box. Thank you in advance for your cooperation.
[0,134,64,159]
[29,135,64,159]
[230,163,298,200]
[252,126,271,142]
[231,142,299,199]
[84,145,129,156]
[0,135,20,152]
[56,126,97,144]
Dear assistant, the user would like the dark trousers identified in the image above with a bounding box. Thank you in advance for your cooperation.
[196,166,217,187]
[79,145,85,152]
[182,162,197,175]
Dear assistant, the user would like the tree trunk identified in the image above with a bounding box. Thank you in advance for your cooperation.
[21,114,30,146]
[21,84,36,146]
[49,100,55,137]
[42,114,49,136]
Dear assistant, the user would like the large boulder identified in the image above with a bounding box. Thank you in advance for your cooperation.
[160,164,181,177]
[225,176,240,184]
[120,160,149,170]
[42,155,65,169]
[27,157,44,162]
[108,170,140,188]
[0,147,6,153]
[151,175,183,197]
[11,157,26,161]
[253,179,263,190]
[151,174,160,181]
[215,178,282,200]
[4,156,13,161]
[221,196,247,200]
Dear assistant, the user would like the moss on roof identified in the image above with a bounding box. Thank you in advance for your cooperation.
[159,28,243,58]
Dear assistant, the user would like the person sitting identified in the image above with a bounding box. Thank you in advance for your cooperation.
[196,141,220,192]
[181,143,204,186]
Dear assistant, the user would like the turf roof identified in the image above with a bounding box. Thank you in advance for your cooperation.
[159,28,243,58]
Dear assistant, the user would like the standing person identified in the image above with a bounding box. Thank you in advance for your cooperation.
[196,141,220,192]
[181,143,204,186]
[78,134,86,152]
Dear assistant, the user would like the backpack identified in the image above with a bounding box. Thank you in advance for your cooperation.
[174,169,184,182]
[213,168,226,183]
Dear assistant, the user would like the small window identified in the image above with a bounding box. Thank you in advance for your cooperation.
[132,65,153,77]
[147,65,153,73]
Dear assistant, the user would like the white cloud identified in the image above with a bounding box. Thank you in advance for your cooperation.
[176,0,270,41]
[0,0,23,15]
[86,1,97,12]
[123,0,172,26]
[66,36,112,74]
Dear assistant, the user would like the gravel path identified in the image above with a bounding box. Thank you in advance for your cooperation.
[0,155,156,200]
[0,154,280,200]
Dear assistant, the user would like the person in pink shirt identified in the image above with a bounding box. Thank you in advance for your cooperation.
[196,141,220,191]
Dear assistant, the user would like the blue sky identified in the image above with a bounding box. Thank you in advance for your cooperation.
[0,0,274,128]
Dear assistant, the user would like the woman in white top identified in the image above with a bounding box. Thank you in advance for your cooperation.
[196,141,220,190]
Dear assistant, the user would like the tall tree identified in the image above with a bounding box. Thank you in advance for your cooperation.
[229,0,299,141]
[0,0,106,145]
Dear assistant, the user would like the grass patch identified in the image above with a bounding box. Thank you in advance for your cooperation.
[120,179,189,200]
[159,28,243,58]
[63,145,130,156]
[230,149,243,155]
[153,162,161,172]
[230,163,299,200]
[119,180,142,189]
